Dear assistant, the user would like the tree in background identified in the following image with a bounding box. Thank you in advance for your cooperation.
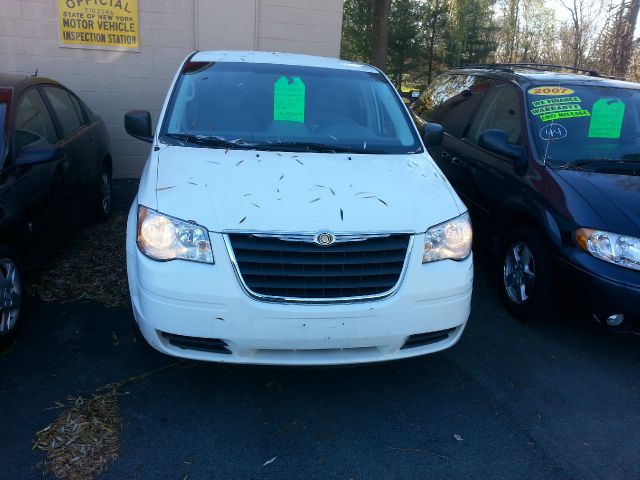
[371,0,393,70]
[340,0,640,85]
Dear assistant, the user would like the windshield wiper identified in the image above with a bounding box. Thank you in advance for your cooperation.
[552,158,640,171]
[164,133,254,149]
[251,141,379,154]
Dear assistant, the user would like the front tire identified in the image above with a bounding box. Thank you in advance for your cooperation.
[500,225,552,321]
[0,247,23,349]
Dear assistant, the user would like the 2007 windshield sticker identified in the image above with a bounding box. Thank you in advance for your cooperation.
[528,86,575,96]
[274,76,306,123]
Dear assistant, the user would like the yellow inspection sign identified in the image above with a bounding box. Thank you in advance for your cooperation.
[58,0,139,51]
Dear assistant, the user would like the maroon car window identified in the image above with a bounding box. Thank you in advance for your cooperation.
[14,89,57,151]
[43,87,83,138]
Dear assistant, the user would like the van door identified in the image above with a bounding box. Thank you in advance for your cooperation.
[463,81,526,237]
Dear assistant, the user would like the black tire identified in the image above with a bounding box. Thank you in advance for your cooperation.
[499,225,553,321]
[0,246,23,350]
[95,166,112,220]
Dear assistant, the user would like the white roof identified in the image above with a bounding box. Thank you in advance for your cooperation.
[191,50,377,72]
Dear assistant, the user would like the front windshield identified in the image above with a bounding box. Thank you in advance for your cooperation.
[161,61,422,154]
[527,84,640,165]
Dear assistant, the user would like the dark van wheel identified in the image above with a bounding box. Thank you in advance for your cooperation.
[0,247,23,349]
[96,168,112,220]
[500,225,552,321]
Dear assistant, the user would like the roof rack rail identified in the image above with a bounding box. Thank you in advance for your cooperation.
[456,63,600,77]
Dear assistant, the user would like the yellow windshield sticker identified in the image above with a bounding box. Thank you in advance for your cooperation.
[531,96,581,107]
[588,98,625,138]
[274,76,305,123]
[528,86,575,96]
[540,109,590,122]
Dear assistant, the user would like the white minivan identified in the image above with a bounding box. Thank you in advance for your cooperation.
[125,51,473,365]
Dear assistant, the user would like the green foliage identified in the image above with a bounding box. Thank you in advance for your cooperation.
[341,0,373,63]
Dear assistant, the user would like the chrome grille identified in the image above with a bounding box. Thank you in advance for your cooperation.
[227,233,411,301]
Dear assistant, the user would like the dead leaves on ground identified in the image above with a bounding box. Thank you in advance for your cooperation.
[26,213,129,308]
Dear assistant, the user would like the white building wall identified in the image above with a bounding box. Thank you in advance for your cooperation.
[0,0,343,178]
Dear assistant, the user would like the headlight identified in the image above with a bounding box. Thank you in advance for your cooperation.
[423,212,472,263]
[137,206,214,263]
[575,228,640,271]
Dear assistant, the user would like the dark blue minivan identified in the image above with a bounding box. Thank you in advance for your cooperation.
[411,64,639,332]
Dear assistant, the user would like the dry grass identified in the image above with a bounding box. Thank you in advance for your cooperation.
[27,213,129,307]
[34,388,123,480]
[34,361,184,480]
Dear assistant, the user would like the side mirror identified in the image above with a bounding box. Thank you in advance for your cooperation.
[479,129,525,160]
[125,110,153,143]
[422,122,444,148]
[15,145,64,166]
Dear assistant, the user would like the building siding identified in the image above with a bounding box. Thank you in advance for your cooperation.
[1,0,343,177]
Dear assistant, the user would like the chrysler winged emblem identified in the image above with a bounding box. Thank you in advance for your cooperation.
[314,232,335,246]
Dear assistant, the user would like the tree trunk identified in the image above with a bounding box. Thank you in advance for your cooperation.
[427,0,440,83]
[371,0,392,71]
[614,0,640,77]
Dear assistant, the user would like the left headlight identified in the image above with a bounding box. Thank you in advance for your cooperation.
[423,212,473,263]
[575,228,640,271]
[137,205,214,263]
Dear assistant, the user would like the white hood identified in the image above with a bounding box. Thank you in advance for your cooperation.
[139,146,462,233]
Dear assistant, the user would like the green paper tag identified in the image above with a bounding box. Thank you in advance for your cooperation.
[274,76,305,123]
[588,98,625,138]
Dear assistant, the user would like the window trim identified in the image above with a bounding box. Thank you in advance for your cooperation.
[11,85,59,160]
[40,85,86,140]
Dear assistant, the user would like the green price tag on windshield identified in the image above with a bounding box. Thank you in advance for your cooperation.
[588,98,625,138]
[274,76,305,123]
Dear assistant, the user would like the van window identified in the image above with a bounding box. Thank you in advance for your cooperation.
[526,84,640,165]
[161,62,422,154]
[414,75,493,139]
[468,83,523,146]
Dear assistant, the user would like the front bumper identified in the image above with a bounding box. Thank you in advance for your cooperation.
[558,251,640,330]
[126,206,474,365]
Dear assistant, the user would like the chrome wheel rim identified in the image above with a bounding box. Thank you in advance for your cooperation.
[0,258,21,334]
[100,172,112,214]
[503,241,536,304]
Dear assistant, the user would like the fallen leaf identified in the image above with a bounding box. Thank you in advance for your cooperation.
[454,434,463,442]
[262,457,277,467]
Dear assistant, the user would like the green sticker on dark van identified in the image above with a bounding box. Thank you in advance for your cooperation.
[274,76,305,123]
[588,98,625,138]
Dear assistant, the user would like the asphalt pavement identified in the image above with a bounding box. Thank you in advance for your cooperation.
[1,180,638,480]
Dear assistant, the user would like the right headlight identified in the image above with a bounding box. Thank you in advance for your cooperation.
[575,228,640,271]
[423,212,473,263]
[137,205,214,263]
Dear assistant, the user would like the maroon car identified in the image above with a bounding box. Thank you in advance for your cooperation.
[0,72,113,347]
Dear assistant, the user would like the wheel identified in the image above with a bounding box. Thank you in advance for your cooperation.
[0,247,23,349]
[499,225,552,321]
[95,167,112,220]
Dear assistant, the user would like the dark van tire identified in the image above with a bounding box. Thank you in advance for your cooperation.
[499,225,552,322]
[0,246,23,350]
